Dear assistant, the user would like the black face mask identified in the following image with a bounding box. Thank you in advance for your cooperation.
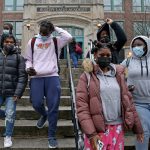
[3,44,14,53]
[100,36,110,43]
[97,57,111,68]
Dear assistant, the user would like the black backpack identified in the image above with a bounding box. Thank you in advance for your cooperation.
[31,37,60,74]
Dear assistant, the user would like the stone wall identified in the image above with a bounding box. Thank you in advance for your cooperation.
[22,0,104,55]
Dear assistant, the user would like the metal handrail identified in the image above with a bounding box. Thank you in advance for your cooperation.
[66,44,84,150]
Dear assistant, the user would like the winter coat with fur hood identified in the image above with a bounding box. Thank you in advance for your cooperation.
[76,59,143,138]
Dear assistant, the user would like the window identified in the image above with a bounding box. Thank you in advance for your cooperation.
[53,26,84,37]
[5,0,13,11]
[104,0,123,11]
[4,0,24,11]
[133,0,150,12]
[4,21,23,40]
[134,21,150,37]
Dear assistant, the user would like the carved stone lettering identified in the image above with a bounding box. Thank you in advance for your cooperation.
[37,6,91,12]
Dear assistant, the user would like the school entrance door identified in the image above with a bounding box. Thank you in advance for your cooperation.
[56,26,84,59]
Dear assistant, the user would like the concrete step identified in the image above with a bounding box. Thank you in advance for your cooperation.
[58,59,83,67]
[1,106,72,120]
[0,137,75,149]
[0,136,138,149]
[23,87,71,96]
[18,96,71,106]
[0,120,74,137]
[59,59,83,64]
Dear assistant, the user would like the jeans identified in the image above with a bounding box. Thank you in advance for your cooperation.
[135,103,150,150]
[30,76,61,138]
[0,96,16,136]
[70,52,78,68]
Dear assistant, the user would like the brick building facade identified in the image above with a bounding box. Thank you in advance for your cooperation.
[0,0,150,57]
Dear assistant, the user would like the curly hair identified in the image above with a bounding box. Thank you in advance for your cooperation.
[1,34,16,49]
[39,20,55,34]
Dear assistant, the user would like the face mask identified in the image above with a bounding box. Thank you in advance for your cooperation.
[3,44,14,53]
[37,34,49,41]
[100,36,110,43]
[132,46,145,57]
[41,36,49,41]
[3,29,10,35]
[97,57,111,68]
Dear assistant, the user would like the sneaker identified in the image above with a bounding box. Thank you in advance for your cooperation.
[36,115,47,129]
[48,138,58,148]
[4,136,12,148]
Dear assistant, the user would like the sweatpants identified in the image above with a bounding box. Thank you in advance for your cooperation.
[84,124,124,150]
[30,76,61,138]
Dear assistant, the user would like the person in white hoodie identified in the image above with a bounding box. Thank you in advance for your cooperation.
[25,20,72,148]
[121,36,150,150]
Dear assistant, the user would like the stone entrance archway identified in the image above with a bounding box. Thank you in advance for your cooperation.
[22,0,104,55]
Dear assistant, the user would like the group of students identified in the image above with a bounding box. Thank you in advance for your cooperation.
[76,18,150,150]
[0,17,150,150]
[0,21,72,148]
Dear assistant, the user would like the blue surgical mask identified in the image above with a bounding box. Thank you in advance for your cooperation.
[41,36,49,41]
[3,29,9,35]
[37,34,49,41]
[132,46,145,57]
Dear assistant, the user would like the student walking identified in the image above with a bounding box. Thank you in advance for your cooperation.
[121,35,150,150]
[0,34,27,148]
[25,20,72,148]
[76,43,143,150]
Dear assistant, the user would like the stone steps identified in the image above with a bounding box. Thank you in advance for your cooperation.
[0,136,137,149]
[0,137,75,149]
[17,96,71,106]
[1,106,72,120]
[0,120,74,137]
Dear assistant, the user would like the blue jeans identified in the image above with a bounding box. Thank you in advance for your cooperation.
[30,76,61,138]
[70,52,78,68]
[0,96,16,136]
[135,103,150,150]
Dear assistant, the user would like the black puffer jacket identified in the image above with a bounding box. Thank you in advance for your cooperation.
[0,49,28,97]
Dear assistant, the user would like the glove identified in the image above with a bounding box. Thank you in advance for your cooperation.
[26,67,37,76]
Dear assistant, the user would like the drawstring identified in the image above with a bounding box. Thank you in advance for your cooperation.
[145,56,149,76]
[140,56,149,77]
[140,58,143,76]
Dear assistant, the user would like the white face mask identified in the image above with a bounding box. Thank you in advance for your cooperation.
[3,29,9,35]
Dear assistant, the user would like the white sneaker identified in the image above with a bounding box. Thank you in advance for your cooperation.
[4,136,12,148]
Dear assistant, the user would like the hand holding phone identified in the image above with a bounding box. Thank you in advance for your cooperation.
[97,140,104,150]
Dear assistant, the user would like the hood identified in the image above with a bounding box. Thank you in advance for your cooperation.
[97,23,110,41]
[130,35,150,58]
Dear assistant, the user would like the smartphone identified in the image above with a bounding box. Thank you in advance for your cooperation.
[97,140,104,150]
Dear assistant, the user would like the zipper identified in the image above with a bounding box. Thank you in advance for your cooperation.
[1,51,7,95]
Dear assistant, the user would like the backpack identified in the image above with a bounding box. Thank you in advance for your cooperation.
[75,44,82,54]
[31,37,60,74]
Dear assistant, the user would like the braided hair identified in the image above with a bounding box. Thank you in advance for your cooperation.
[91,40,113,54]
